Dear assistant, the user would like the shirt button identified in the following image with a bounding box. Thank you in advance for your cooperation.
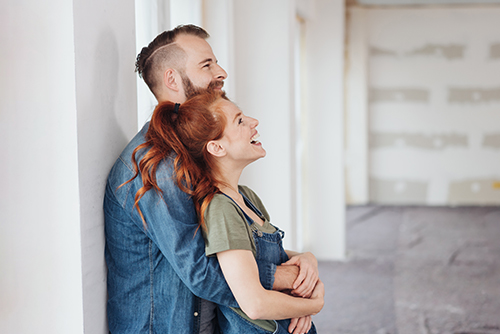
[194,312,199,317]
[257,231,263,237]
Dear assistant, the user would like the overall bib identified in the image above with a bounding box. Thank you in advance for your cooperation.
[217,193,317,334]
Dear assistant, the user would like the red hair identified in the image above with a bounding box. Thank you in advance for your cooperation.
[124,90,228,231]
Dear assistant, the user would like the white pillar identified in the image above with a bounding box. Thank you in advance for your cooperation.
[0,1,84,333]
[345,7,370,205]
[73,0,138,332]
[303,0,346,260]
[135,0,170,128]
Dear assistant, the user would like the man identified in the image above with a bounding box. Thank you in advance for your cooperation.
[104,25,318,333]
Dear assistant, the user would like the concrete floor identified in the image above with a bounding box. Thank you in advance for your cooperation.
[313,206,500,334]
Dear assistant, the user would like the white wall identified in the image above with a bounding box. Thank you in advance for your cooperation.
[203,0,236,99]
[73,0,138,332]
[0,1,84,333]
[0,0,138,333]
[171,0,203,28]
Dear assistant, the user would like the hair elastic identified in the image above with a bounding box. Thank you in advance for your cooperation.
[173,103,180,114]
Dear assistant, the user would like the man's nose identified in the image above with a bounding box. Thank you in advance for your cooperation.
[214,63,227,80]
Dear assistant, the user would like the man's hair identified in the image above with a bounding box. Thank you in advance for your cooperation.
[135,25,210,97]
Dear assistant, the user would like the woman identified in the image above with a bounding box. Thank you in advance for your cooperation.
[127,90,324,334]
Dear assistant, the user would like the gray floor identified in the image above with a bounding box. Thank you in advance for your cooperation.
[313,206,500,334]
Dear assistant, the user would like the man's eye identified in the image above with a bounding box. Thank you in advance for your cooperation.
[238,118,243,124]
[203,64,210,68]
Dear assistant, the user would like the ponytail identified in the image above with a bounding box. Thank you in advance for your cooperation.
[122,90,228,231]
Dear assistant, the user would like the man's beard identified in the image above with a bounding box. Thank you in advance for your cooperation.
[181,74,224,99]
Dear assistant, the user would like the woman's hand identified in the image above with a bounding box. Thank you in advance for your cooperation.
[288,316,312,334]
[283,252,319,298]
[310,279,325,313]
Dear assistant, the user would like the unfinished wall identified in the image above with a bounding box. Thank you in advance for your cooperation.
[346,6,500,205]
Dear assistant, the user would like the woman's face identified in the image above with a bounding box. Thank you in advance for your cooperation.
[217,99,266,166]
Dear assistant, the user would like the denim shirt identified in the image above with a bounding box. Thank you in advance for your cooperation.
[104,123,277,333]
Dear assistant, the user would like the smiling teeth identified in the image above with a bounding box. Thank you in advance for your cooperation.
[251,133,260,143]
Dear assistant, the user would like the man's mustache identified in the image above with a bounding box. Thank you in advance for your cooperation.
[208,80,224,90]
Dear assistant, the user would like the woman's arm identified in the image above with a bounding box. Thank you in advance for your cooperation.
[217,249,324,320]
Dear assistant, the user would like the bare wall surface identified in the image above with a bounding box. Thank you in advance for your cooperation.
[347,6,500,205]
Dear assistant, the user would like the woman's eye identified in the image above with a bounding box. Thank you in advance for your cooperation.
[238,118,243,124]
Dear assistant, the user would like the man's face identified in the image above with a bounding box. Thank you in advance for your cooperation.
[175,34,227,99]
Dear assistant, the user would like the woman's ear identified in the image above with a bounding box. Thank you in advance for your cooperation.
[207,140,226,158]
[163,69,181,92]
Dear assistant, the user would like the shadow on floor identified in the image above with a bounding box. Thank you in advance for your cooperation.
[313,206,500,334]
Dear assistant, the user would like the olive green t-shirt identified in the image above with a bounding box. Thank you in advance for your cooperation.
[203,185,277,332]
[204,185,277,257]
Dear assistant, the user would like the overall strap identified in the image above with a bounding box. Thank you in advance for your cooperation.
[221,192,263,228]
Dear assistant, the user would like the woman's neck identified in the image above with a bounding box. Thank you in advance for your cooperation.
[216,162,244,199]
[217,184,241,201]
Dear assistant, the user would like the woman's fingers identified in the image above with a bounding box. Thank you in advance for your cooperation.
[291,316,312,334]
[291,267,318,297]
[284,252,319,296]
[288,317,299,333]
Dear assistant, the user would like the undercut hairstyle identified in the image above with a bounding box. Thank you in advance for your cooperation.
[123,90,229,232]
[135,25,210,98]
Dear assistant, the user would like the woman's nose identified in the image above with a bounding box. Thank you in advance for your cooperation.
[249,117,259,128]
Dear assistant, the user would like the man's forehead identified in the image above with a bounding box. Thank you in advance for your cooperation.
[175,34,215,62]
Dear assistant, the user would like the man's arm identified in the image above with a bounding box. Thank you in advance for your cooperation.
[273,264,299,291]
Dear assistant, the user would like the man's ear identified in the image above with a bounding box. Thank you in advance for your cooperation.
[206,140,226,158]
[163,69,181,91]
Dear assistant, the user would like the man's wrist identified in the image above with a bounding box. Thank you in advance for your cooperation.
[272,265,299,291]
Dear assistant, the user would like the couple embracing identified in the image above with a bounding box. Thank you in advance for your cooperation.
[104,24,324,334]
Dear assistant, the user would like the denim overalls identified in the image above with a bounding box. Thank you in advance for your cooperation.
[216,193,317,334]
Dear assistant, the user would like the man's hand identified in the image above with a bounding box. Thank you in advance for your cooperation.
[283,252,319,298]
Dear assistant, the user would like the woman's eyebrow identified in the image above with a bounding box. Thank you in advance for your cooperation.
[233,112,242,123]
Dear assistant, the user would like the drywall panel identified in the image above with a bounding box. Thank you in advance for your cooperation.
[364,7,500,205]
